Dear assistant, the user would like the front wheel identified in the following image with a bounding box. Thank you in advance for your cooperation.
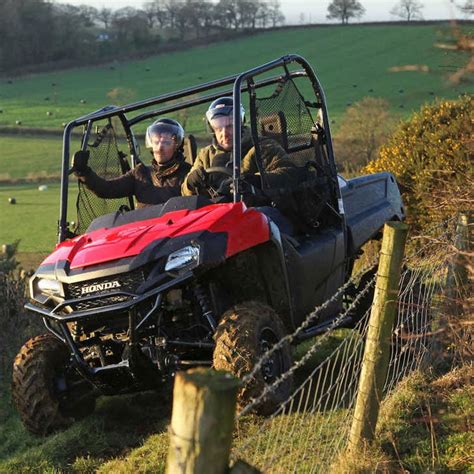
[213,301,293,415]
[12,334,96,435]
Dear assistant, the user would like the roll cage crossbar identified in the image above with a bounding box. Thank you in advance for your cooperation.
[59,54,337,243]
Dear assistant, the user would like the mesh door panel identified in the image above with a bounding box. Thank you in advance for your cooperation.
[254,78,317,168]
[75,123,131,234]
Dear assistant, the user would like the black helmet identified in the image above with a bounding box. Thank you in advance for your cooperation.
[205,97,245,131]
[145,118,184,148]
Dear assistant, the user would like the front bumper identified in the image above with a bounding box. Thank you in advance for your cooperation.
[25,271,193,323]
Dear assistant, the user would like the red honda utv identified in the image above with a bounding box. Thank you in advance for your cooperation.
[12,55,404,434]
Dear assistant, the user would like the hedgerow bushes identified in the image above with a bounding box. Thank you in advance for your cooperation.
[363,95,473,233]
[333,97,396,171]
[0,244,42,379]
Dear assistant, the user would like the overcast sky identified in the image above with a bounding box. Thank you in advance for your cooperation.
[61,0,464,24]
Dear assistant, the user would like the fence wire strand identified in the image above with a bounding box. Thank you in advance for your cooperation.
[231,219,459,473]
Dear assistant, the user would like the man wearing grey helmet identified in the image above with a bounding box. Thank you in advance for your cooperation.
[181,97,298,197]
[72,118,191,208]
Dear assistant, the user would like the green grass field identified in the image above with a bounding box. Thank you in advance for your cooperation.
[1,24,471,131]
[0,183,77,255]
[0,136,62,180]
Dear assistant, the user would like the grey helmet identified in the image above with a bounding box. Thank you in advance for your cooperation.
[205,97,245,132]
[145,118,184,148]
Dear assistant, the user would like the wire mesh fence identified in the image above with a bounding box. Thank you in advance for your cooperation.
[230,219,460,473]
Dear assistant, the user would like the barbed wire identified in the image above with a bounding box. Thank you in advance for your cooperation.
[239,272,376,417]
[239,259,378,390]
[232,219,460,472]
[239,220,458,417]
[232,305,371,470]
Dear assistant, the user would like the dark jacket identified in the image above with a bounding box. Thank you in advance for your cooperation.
[182,128,298,196]
[79,153,191,208]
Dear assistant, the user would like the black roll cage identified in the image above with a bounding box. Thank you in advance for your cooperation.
[59,54,340,243]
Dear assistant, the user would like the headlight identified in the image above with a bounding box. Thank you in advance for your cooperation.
[36,278,63,296]
[165,245,200,272]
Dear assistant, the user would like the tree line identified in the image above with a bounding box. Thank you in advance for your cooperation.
[0,0,285,73]
[1,0,472,74]
[327,0,473,24]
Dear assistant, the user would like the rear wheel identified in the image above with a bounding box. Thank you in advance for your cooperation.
[12,334,96,435]
[213,301,292,415]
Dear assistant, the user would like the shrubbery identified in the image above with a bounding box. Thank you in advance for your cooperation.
[334,97,396,171]
[363,95,473,233]
[0,244,42,379]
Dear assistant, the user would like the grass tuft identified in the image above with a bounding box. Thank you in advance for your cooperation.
[375,365,474,473]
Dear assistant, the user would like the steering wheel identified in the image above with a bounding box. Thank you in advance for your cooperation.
[205,166,233,177]
[204,166,234,201]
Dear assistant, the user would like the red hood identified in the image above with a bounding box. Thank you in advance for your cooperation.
[41,202,270,269]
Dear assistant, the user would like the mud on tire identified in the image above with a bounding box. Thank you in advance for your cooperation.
[12,334,96,435]
[213,301,292,415]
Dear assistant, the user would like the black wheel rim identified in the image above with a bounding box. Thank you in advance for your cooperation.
[259,326,284,384]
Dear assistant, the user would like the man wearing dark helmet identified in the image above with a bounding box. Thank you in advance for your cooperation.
[72,118,191,207]
[181,97,297,197]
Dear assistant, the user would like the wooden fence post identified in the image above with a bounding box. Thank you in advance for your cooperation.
[1,244,13,257]
[166,368,240,474]
[348,221,409,451]
[446,212,472,311]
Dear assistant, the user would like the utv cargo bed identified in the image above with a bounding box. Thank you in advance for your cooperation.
[342,172,404,253]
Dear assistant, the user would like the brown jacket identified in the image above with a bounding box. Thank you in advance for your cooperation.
[182,128,298,195]
[79,154,191,208]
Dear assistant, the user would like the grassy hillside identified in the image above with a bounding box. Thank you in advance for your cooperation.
[0,328,348,473]
[0,136,62,181]
[0,184,76,254]
[1,364,471,473]
[0,389,172,474]
[1,24,471,133]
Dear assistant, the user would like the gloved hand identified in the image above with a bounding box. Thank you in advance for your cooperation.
[186,167,208,193]
[72,150,90,176]
[215,177,234,196]
[240,174,269,207]
[242,174,261,190]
